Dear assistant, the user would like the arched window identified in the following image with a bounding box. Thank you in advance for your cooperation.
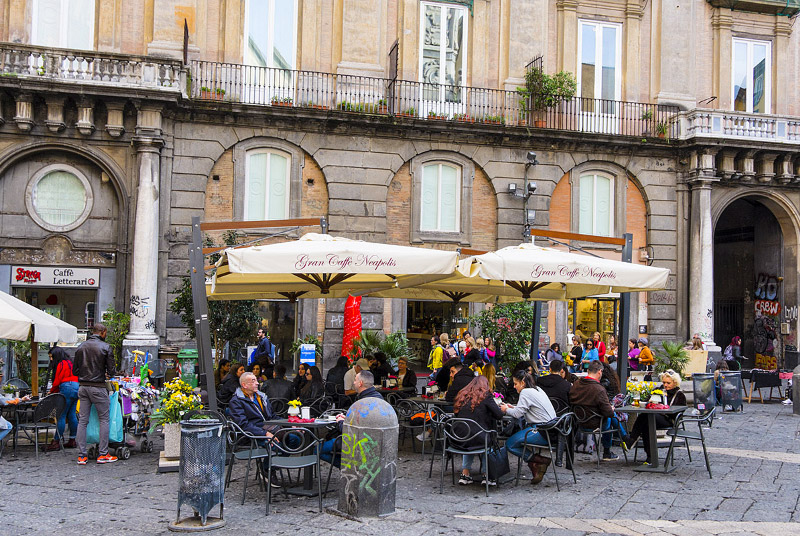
[244,149,291,220]
[578,172,614,236]
[420,162,461,232]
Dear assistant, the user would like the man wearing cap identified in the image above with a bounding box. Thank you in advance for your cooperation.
[344,358,370,396]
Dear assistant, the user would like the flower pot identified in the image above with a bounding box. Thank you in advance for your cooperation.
[534,119,546,128]
[163,422,181,459]
[200,90,224,101]
[377,105,389,114]
[288,406,300,417]
[272,101,293,107]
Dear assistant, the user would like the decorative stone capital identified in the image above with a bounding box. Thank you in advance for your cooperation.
[756,153,777,184]
[688,148,719,183]
[75,98,95,136]
[44,97,66,133]
[738,150,757,182]
[14,94,34,132]
[135,103,163,138]
[133,135,165,153]
[105,101,126,138]
[776,154,794,185]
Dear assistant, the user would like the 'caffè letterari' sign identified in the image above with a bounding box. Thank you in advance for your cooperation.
[12,266,100,288]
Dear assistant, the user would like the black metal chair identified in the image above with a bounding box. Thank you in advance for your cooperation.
[17,393,66,459]
[394,399,426,452]
[318,408,347,494]
[269,398,289,418]
[224,421,271,505]
[516,413,577,491]
[439,417,497,497]
[664,407,715,478]
[1,378,29,392]
[549,396,570,416]
[264,426,323,515]
[306,395,334,417]
[573,406,628,466]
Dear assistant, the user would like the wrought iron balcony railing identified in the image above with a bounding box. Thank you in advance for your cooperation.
[190,60,679,139]
[0,43,184,93]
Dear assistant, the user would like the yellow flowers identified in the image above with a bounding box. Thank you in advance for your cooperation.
[651,389,665,395]
[149,378,201,431]
[287,399,302,408]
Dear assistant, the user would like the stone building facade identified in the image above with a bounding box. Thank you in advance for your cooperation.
[1,0,800,370]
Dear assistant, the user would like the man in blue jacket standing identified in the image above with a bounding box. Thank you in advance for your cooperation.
[252,328,275,378]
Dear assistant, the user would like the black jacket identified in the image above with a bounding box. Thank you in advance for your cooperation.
[453,394,503,448]
[446,367,477,402]
[292,374,307,397]
[356,386,383,401]
[228,387,276,437]
[399,369,417,391]
[299,381,324,404]
[73,334,115,387]
[371,362,395,384]
[253,337,274,367]
[537,373,572,409]
[434,364,453,393]
[261,378,294,401]
[325,365,348,395]
[218,373,241,405]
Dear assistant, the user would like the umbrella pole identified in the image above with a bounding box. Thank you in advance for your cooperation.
[530,301,542,363]
[30,329,38,397]
[618,234,633,395]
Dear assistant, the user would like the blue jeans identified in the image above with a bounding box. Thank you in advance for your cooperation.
[505,426,549,462]
[56,381,79,440]
[321,437,338,464]
[461,453,488,471]
[601,416,627,449]
[0,424,11,442]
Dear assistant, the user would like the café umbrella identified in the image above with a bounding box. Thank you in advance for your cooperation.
[209,233,461,301]
[0,289,78,396]
[370,242,670,303]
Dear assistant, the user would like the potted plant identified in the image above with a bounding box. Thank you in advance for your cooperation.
[351,330,412,370]
[654,341,690,376]
[199,86,214,99]
[271,96,293,107]
[481,114,505,125]
[214,88,225,100]
[641,109,655,135]
[287,399,302,417]
[149,378,202,459]
[453,113,474,123]
[518,68,577,127]
[306,100,329,110]
[377,99,389,114]
[397,107,416,118]
[427,110,447,120]
[655,121,669,140]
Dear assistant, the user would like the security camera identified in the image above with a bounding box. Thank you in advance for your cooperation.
[526,151,538,165]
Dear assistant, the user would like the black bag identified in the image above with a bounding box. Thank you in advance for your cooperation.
[486,445,510,481]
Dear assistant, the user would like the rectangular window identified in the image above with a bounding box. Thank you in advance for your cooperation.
[244,151,290,221]
[578,174,614,237]
[31,0,95,50]
[732,38,771,114]
[578,20,620,103]
[419,1,467,104]
[244,0,297,69]
[421,163,460,232]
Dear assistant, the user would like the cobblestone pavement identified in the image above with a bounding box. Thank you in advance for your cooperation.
[2,401,799,536]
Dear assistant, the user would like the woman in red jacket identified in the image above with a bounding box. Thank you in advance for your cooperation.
[47,346,79,451]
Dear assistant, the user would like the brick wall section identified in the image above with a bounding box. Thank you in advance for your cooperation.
[386,162,497,250]
[300,153,329,219]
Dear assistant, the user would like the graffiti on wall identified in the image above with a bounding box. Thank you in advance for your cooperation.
[753,273,779,370]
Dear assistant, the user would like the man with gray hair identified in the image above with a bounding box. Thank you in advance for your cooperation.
[228,371,278,439]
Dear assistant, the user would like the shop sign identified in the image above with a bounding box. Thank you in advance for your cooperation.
[12,266,100,288]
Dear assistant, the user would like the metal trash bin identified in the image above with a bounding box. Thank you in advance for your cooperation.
[718,371,743,412]
[174,418,226,528]
[691,373,716,411]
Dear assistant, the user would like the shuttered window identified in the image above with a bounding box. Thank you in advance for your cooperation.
[578,173,613,237]
[421,162,460,232]
[32,0,95,50]
[244,150,290,221]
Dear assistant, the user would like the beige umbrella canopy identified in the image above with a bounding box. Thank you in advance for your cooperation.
[369,242,670,304]
[209,233,460,301]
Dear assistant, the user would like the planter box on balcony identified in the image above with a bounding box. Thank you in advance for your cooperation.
[396,112,415,118]
[200,90,224,101]
[307,104,329,110]
[455,116,475,123]
[427,115,447,120]
[272,101,293,107]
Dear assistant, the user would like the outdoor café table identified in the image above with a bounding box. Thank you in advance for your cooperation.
[405,396,453,456]
[618,405,688,473]
[1,397,38,456]
[262,418,339,496]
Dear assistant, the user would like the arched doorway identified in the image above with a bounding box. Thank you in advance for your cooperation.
[713,195,799,369]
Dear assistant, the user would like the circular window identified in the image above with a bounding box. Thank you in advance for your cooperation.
[26,165,94,232]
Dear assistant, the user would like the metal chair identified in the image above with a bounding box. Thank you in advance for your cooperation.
[224,421,272,505]
[1,378,29,392]
[394,399,426,452]
[318,408,347,494]
[516,413,577,491]
[306,395,334,417]
[264,426,323,515]
[664,407,715,478]
[548,396,570,416]
[439,417,497,497]
[269,398,289,418]
[573,406,628,466]
[17,393,66,459]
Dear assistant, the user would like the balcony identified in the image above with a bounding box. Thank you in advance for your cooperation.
[0,43,185,97]
[676,109,800,145]
[190,60,679,140]
[707,0,800,16]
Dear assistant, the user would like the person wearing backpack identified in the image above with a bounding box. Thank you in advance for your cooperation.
[440,333,458,361]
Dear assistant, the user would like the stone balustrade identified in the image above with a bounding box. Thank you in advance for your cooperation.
[677,109,800,144]
[0,42,184,93]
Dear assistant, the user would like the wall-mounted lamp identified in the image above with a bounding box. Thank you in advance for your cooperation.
[639,246,654,265]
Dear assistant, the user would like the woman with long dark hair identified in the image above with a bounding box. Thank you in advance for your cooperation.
[299,365,324,404]
[214,359,231,390]
[500,371,557,484]
[292,363,309,397]
[453,375,504,486]
[218,362,245,405]
[325,355,350,395]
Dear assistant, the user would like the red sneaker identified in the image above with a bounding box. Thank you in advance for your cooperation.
[77,456,88,465]
[96,454,118,464]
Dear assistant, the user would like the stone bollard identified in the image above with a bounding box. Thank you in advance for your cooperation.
[337,397,399,517]
[793,365,800,416]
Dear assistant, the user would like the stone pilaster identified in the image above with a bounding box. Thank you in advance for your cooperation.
[45,97,66,133]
